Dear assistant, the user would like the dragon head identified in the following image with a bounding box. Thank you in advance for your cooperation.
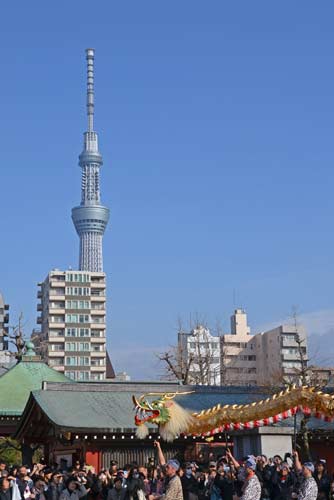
[133,392,195,441]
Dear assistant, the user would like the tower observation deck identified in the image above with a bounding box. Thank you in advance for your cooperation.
[72,49,110,272]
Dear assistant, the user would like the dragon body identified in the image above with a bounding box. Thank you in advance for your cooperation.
[133,387,334,441]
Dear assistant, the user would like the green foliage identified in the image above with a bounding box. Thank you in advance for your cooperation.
[0,438,22,466]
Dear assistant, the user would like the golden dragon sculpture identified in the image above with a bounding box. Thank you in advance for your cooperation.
[133,386,334,441]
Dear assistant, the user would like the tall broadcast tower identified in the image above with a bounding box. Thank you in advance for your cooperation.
[72,49,110,272]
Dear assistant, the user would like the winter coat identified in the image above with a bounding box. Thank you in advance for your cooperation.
[270,471,295,500]
[314,473,330,500]
[59,485,87,500]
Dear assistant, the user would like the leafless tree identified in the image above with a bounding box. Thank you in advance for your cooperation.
[157,342,195,385]
[3,313,26,362]
[157,315,224,385]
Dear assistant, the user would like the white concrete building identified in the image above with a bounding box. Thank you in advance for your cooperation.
[36,269,107,381]
[178,325,221,385]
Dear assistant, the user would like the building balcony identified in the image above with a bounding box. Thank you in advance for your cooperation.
[91,336,106,343]
[50,280,65,287]
[49,308,65,314]
[49,336,65,343]
[37,291,42,299]
[37,316,42,324]
[91,350,106,357]
[49,322,65,329]
[48,350,65,357]
[37,304,43,312]
[91,308,105,315]
[90,282,106,289]
[91,323,106,329]
[91,292,105,299]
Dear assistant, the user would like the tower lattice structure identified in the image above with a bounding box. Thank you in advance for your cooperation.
[72,49,109,272]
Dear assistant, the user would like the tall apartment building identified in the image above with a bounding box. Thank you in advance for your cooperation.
[178,325,221,385]
[37,270,106,381]
[221,309,257,385]
[0,292,9,352]
[255,324,308,385]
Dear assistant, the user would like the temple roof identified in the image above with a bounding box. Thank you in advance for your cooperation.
[0,357,70,416]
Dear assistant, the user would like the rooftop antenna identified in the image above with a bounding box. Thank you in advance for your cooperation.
[86,48,95,133]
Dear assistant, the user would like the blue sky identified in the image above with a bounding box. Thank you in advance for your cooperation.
[1,1,334,377]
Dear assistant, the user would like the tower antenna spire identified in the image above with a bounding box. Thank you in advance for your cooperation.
[86,48,95,132]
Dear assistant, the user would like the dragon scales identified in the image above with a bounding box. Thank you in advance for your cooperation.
[133,386,334,441]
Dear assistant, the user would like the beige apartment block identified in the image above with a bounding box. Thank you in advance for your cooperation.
[221,309,257,385]
[254,324,307,385]
[35,269,107,381]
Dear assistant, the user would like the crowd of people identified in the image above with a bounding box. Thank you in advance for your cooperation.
[0,442,332,500]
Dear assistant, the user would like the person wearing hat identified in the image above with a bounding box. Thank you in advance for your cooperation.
[225,451,261,500]
[314,460,330,500]
[149,459,183,500]
[271,462,295,500]
[292,452,318,500]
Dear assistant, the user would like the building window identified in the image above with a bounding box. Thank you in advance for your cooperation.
[65,342,76,351]
[66,314,90,323]
[66,314,78,323]
[79,328,90,337]
[91,316,105,324]
[66,300,90,309]
[66,273,91,283]
[50,344,64,352]
[66,328,90,337]
[51,316,65,323]
[78,357,90,366]
[66,328,77,337]
[91,330,103,337]
[65,356,77,366]
[66,287,90,296]
[79,342,90,351]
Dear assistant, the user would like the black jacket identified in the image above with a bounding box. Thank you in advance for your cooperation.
[314,473,330,500]
[270,470,295,500]
[213,474,234,500]
[181,475,199,500]
[0,488,12,500]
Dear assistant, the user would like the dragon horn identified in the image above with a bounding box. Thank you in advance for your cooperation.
[132,395,150,407]
[135,391,195,401]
